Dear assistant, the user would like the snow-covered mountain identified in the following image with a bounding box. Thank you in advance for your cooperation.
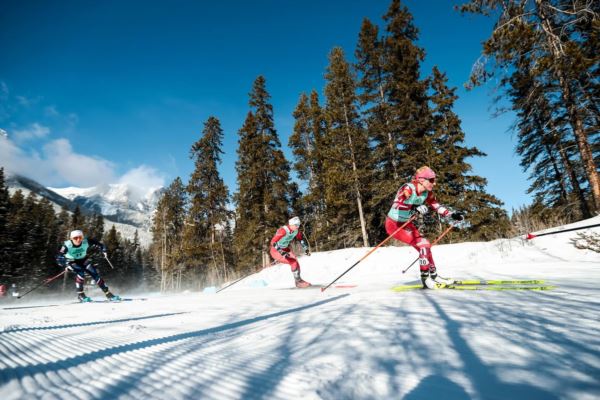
[49,183,162,231]
[5,174,160,246]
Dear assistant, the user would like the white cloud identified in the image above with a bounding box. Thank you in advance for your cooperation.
[0,136,115,186]
[43,139,116,186]
[118,165,165,200]
[13,123,50,142]
[0,135,165,193]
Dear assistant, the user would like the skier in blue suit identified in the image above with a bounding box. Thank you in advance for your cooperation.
[57,229,120,302]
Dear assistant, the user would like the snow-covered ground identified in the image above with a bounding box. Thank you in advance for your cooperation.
[1,218,599,399]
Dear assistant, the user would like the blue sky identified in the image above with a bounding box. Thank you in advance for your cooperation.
[0,0,530,212]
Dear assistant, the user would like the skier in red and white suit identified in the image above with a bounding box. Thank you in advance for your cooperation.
[270,216,311,288]
[386,166,464,289]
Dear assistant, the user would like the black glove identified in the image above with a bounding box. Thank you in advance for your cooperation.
[56,255,67,268]
[300,239,310,256]
[451,212,464,221]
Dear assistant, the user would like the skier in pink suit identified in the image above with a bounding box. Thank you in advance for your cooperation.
[386,166,464,289]
[270,216,311,288]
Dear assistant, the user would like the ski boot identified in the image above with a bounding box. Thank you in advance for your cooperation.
[293,269,311,288]
[430,262,454,285]
[104,290,122,302]
[432,274,455,285]
[77,292,92,303]
[421,270,443,290]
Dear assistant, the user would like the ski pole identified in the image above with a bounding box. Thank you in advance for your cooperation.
[217,260,277,293]
[402,222,456,274]
[103,253,115,269]
[321,215,417,292]
[216,274,249,293]
[17,270,66,299]
[525,223,600,240]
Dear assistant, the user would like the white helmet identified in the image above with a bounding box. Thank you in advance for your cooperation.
[70,230,84,239]
[288,216,301,226]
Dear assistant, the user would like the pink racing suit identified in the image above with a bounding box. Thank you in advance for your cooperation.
[270,225,306,271]
[386,182,451,276]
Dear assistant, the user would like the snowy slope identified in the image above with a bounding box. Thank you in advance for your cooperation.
[0,218,599,400]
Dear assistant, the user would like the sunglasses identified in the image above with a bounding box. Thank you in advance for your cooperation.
[421,178,435,183]
[72,236,83,241]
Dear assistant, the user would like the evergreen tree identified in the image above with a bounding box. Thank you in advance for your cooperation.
[56,207,71,243]
[460,0,600,213]
[323,47,372,247]
[133,230,144,286]
[289,91,328,250]
[5,192,38,283]
[233,76,292,270]
[70,205,84,231]
[427,66,511,240]
[354,1,435,239]
[507,57,590,220]
[37,197,60,278]
[88,214,105,240]
[184,116,232,284]
[381,0,431,179]
[103,225,123,281]
[151,177,187,291]
[355,18,400,182]
[0,168,9,271]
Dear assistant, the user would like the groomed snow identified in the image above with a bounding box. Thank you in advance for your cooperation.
[1,217,599,399]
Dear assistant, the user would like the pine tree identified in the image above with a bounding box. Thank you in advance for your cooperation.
[355,17,400,183]
[184,116,232,284]
[507,57,590,220]
[234,76,292,270]
[289,91,328,250]
[88,214,105,240]
[460,0,600,213]
[70,205,84,231]
[37,197,60,279]
[133,230,144,286]
[354,1,435,239]
[103,225,123,281]
[323,47,372,247]
[151,177,187,291]
[427,67,511,240]
[0,168,9,272]
[56,207,71,242]
[381,0,431,179]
